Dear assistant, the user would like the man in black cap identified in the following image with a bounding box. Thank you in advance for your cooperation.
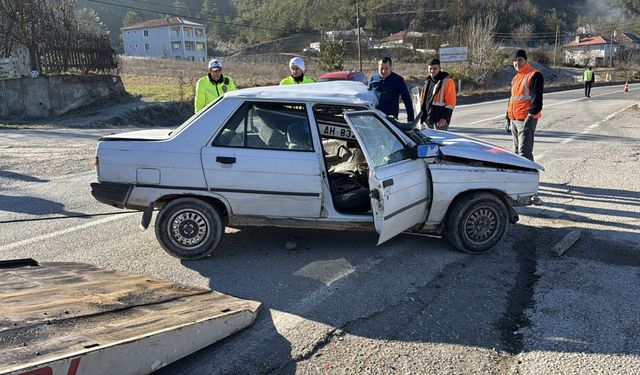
[505,49,543,162]
[419,58,457,130]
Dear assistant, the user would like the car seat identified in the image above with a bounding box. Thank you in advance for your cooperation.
[287,122,312,150]
[258,125,287,149]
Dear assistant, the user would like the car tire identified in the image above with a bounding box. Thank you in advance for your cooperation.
[155,197,224,260]
[445,192,508,254]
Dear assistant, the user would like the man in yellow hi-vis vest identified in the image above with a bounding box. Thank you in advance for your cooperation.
[583,66,595,98]
[194,59,238,113]
[280,57,315,85]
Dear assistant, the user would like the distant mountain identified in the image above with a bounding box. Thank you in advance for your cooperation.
[76,0,640,51]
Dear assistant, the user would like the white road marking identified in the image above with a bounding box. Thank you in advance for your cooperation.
[463,85,634,125]
[0,212,135,253]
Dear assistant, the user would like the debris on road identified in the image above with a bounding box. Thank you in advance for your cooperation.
[552,229,582,256]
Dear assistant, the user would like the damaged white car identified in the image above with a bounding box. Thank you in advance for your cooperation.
[91,81,543,259]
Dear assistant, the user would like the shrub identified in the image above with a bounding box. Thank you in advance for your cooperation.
[318,41,344,72]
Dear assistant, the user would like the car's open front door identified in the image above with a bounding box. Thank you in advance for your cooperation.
[343,111,430,244]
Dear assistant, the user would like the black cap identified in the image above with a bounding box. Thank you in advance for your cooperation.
[428,58,440,65]
[513,49,527,60]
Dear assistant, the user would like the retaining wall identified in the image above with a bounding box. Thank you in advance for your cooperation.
[0,75,124,120]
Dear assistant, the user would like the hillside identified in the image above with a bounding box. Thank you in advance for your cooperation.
[77,0,640,52]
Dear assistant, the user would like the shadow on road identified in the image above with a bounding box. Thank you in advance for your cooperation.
[0,194,83,217]
[0,170,48,184]
[144,208,638,373]
[532,182,640,232]
[158,224,541,372]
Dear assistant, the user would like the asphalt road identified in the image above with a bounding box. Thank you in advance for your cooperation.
[1,82,639,374]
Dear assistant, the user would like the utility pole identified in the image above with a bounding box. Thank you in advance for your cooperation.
[356,0,362,71]
[456,0,465,45]
[553,25,559,70]
[609,29,614,69]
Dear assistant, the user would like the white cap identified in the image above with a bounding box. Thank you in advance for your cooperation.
[289,57,305,72]
[208,59,222,69]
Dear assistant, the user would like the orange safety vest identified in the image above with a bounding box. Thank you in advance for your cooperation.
[431,77,456,110]
[508,63,541,120]
[419,76,456,123]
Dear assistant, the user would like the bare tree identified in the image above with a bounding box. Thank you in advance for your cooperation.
[513,23,534,48]
[464,12,501,84]
[0,0,46,64]
[0,0,117,73]
[617,48,640,79]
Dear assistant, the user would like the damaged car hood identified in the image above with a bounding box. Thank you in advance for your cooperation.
[421,129,544,171]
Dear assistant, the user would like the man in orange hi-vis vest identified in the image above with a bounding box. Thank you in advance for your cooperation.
[419,58,457,131]
[505,49,543,162]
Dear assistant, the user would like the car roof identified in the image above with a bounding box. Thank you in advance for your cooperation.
[225,81,375,104]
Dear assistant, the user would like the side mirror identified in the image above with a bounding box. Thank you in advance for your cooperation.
[412,144,440,159]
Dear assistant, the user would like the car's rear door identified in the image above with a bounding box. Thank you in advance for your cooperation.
[201,101,322,218]
[344,111,430,244]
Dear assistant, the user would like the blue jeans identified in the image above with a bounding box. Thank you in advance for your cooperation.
[511,117,537,161]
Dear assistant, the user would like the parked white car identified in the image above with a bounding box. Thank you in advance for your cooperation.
[91,81,543,259]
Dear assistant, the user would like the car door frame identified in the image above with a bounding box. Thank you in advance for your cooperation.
[343,110,431,244]
[201,100,324,219]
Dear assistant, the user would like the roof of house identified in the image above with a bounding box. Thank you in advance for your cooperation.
[619,32,640,44]
[562,35,608,48]
[381,31,423,42]
[121,17,204,31]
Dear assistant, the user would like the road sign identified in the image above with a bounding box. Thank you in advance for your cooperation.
[439,47,468,62]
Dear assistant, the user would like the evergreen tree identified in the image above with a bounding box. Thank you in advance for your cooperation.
[76,7,109,35]
[318,41,344,71]
[122,10,142,27]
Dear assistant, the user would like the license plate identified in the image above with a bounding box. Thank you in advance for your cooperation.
[319,124,356,140]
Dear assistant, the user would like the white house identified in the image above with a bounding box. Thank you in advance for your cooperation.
[121,17,207,61]
[562,34,615,67]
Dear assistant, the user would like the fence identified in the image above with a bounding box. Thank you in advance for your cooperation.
[39,34,118,75]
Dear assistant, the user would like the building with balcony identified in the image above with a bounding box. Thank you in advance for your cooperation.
[121,17,207,61]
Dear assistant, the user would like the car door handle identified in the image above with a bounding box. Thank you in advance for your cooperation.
[383,179,394,188]
[216,156,236,164]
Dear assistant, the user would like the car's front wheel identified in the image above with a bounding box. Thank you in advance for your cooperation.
[445,192,508,254]
[155,197,223,259]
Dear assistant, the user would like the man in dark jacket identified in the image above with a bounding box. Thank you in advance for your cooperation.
[368,57,415,121]
[419,58,457,130]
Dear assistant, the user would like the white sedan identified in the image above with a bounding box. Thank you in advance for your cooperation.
[91,82,543,259]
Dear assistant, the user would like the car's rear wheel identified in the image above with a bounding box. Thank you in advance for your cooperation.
[155,197,223,259]
[445,192,508,254]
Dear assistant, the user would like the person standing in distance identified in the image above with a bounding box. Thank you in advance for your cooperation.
[368,57,415,121]
[419,58,456,130]
[506,49,543,162]
[280,57,315,85]
[194,59,237,113]
[583,66,595,97]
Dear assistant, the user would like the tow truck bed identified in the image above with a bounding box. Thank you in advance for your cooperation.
[0,259,261,375]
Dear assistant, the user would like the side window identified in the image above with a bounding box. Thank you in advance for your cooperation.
[212,102,313,151]
[346,113,408,168]
[212,103,247,147]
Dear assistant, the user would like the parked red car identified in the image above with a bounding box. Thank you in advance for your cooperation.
[318,71,367,85]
